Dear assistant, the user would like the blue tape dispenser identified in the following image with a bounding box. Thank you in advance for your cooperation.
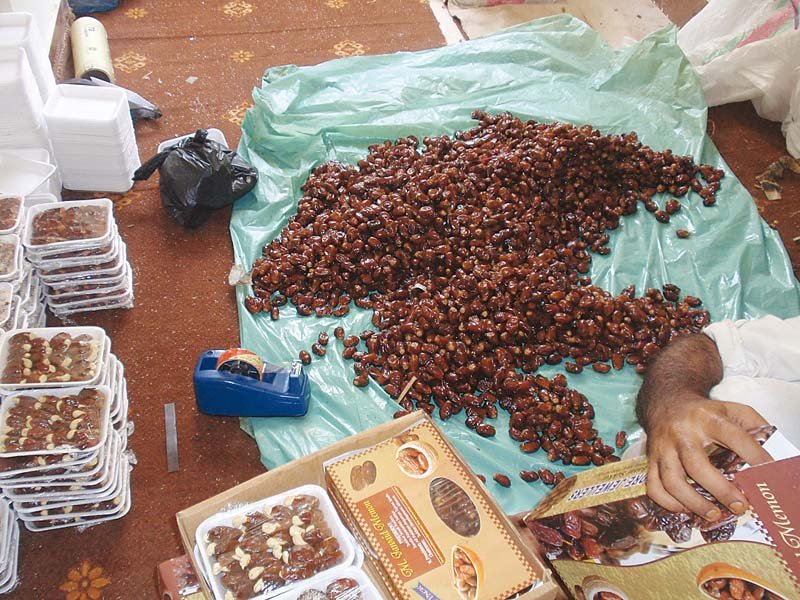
[193,348,310,417]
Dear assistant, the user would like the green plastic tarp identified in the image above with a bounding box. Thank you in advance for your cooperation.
[231,15,800,515]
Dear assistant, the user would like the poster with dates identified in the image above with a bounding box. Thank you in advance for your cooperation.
[326,419,539,600]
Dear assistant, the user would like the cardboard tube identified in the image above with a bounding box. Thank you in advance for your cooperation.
[71,17,115,83]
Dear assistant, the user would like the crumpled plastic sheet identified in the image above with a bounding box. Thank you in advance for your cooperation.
[231,16,800,515]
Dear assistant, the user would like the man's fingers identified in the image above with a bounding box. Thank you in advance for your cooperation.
[712,417,773,467]
[679,444,747,515]
[646,463,685,513]
[659,455,719,519]
[724,402,769,431]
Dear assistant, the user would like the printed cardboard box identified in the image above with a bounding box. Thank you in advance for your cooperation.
[176,411,560,600]
[523,428,800,600]
[325,417,542,600]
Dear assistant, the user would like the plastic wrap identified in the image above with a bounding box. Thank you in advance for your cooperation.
[231,16,800,514]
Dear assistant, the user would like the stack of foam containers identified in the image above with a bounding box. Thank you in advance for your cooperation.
[43,85,140,193]
[22,198,133,318]
[0,13,55,105]
[0,327,131,532]
[0,47,49,150]
[0,196,45,334]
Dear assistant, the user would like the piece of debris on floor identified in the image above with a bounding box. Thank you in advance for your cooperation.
[755,155,800,200]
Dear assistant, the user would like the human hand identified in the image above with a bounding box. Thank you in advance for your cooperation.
[645,395,773,520]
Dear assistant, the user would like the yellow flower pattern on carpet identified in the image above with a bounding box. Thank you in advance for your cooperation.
[225,101,251,126]
[223,0,254,17]
[59,561,111,600]
[125,7,148,19]
[113,51,148,73]
[231,50,255,63]
[332,40,366,57]
[326,0,348,8]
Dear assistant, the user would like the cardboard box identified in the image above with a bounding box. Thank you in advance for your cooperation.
[325,417,541,600]
[176,412,561,600]
[523,429,800,600]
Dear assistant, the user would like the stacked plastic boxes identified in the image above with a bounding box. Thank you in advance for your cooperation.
[22,198,133,318]
[0,498,19,593]
[0,196,46,333]
[43,85,139,193]
[0,327,131,532]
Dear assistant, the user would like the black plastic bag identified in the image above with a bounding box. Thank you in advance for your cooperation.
[133,130,258,228]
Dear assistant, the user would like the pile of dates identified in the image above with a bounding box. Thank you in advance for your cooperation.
[247,111,720,471]
[526,492,737,564]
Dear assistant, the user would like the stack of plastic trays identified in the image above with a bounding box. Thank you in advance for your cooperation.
[0,47,48,150]
[0,327,132,532]
[0,498,20,593]
[0,13,56,103]
[43,85,140,193]
[22,199,133,318]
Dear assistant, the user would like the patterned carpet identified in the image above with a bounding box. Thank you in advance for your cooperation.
[8,1,443,598]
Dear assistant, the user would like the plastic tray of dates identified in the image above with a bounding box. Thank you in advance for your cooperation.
[0,196,22,235]
[195,484,356,600]
[0,327,108,389]
[286,566,381,600]
[23,199,113,250]
[0,386,112,457]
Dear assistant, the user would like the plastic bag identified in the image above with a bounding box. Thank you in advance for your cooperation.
[133,130,258,228]
[678,0,800,157]
[68,0,120,15]
[232,16,800,515]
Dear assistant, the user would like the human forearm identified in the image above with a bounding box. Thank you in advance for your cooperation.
[635,333,723,432]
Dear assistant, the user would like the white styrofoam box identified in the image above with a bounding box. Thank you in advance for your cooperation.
[0,13,55,101]
[43,85,131,137]
[4,147,60,197]
[0,46,43,131]
[0,152,55,197]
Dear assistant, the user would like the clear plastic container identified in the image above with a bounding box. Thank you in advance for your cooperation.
[37,236,121,276]
[51,289,134,317]
[277,566,382,600]
[0,385,113,457]
[0,326,109,389]
[195,484,356,600]
[0,284,12,328]
[47,264,131,306]
[0,235,20,284]
[0,196,22,235]
[22,198,114,251]
[39,246,127,286]
[26,225,117,264]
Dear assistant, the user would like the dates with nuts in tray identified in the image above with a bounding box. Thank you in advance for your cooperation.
[1,331,102,385]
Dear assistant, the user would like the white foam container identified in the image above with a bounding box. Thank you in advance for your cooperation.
[22,198,114,251]
[21,466,131,532]
[46,261,130,302]
[51,289,133,317]
[40,241,126,285]
[0,235,21,282]
[61,173,135,194]
[0,13,55,102]
[36,235,121,274]
[0,196,23,236]
[0,284,12,328]
[0,153,56,198]
[275,566,382,600]
[157,128,228,153]
[6,148,60,198]
[26,224,116,264]
[0,384,113,458]
[0,47,43,130]
[0,326,109,390]
[0,428,117,489]
[0,519,19,592]
[42,85,130,137]
[195,484,356,600]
